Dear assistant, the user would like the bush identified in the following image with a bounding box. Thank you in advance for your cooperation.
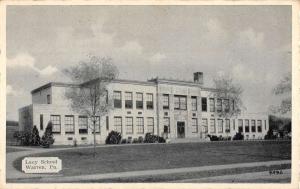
[132,138,139,143]
[138,136,144,143]
[14,131,32,146]
[207,134,219,141]
[105,130,122,144]
[144,133,166,143]
[264,129,277,140]
[121,139,127,144]
[41,122,55,148]
[31,125,40,146]
[233,132,244,140]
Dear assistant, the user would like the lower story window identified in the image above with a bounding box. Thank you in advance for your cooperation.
[164,117,170,133]
[50,115,61,133]
[65,115,74,134]
[225,119,230,133]
[136,117,144,134]
[92,116,100,134]
[147,117,154,133]
[126,117,133,134]
[217,119,223,133]
[191,118,198,133]
[202,118,208,133]
[210,119,215,133]
[114,117,122,133]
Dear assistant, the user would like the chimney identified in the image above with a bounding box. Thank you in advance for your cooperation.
[193,72,203,84]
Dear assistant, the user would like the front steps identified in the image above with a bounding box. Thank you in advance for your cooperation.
[168,137,210,143]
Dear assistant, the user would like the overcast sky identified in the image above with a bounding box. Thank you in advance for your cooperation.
[6,5,291,121]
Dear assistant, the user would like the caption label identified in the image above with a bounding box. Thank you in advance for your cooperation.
[22,157,62,173]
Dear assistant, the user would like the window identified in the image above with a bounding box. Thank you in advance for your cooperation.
[125,92,133,109]
[233,119,235,130]
[245,119,250,133]
[224,99,229,112]
[217,99,222,112]
[217,119,223,133]
[191,118,198,133]
[202,118,208,133]
[126,117,133,134]
[78,116,88,134]
[174,95,187,110]
[201,98,207,112]
[238,119,243,133]
[136,117,144,134]
[136,93,143,109]
[65,115,75,134]
[251,120,256,132]
[191,96,197,111]
[264,120,267,130]
[164,117,170,133]
[163,94,169,109]
[147,117,154,133]
[225,119,230,133]
[209,98,215,112]
[257,120,262,132]
[146,93,154,109]
[50,115,61,133]
[210,119,215,133]
[113,91,122,108]
[47,94,51,104]
[113,117,122,133]
[92,116,100,134]
[40,114,43,130]
[232,100,235,111]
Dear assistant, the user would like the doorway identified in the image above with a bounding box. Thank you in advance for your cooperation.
[177,121,185,138]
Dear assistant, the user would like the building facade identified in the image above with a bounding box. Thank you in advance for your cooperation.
[19,72,269,145]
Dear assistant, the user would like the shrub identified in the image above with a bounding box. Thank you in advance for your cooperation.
[73,138,77,147]
[132,138,139,143]
[121,139,127,144]
[31,125,40,146]
[264,129,277,140]
[41,121,55,148]
[138,136,144,143]
[207,134,219,141]
[13,131,32,146]
[144,133,166,143]
[105,130,122,144]
[233,132,244,140]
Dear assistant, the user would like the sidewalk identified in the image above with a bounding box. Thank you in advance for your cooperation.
[8,159,291,182]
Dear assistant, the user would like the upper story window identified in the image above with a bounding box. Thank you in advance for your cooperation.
[217,99,222,112]
[47,94,51,104]
[174,95,187,110]
[201,97,207,112]
[163,94,169,109]
[136,93,143,109]
[191,96,197,111]
[146,93,153,110]
[125,92,133,109]
[209,98,215,112]
[223,99,229,112]
[113,91,122,108]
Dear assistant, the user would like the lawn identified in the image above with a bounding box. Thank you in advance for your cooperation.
[13,140,291,177]
[6,147,28,153]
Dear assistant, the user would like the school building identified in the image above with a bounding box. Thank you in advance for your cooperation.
[18,72,269,145]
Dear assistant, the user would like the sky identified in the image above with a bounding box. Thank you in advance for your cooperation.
[6,5,291,121]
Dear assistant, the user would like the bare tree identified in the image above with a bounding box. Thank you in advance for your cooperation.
[211,73,245,119]
[64,56,118,157]
[270,72,291,114]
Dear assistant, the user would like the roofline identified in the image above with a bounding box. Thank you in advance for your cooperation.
[31,82,79,94]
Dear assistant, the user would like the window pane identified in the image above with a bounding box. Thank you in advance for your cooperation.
[163,94,169,109]
[114,117,122,133]
[210,119,215,133]
[114,91,122,108]
[163,117,170,133]
[225,119,230,132]
[217,99,222,112]
[238,119,243,133]
[202,118,208,133]
[217,119,223,133]
[65,115,74,133]
[224,99,229,112]
[50,115,61,133]
[146,94,153,109]
[191,118,198,133]
[191,96,197,111]
[257,120,262,132]
[209,98,215,112]
[245,119,249,132]
[136,117,144,134]
[136,93,143,109]
[78,116,88,134]
[251,120,256,132]
[147,117,154,133]
[126,117,133,134]
[201,98,207,112]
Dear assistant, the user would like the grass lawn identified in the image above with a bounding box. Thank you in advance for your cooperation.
[13,140,291,177]
[6,147,28,153]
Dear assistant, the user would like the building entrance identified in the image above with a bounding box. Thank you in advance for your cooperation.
[177,121,185,138]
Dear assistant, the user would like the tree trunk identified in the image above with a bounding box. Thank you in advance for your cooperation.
[93,121,96,158]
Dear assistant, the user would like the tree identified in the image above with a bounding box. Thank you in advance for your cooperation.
[64,56,119,157]
[211,73,245,118]
[31,125,41,146]
[270,72,291,114]
[41,121,55,148]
